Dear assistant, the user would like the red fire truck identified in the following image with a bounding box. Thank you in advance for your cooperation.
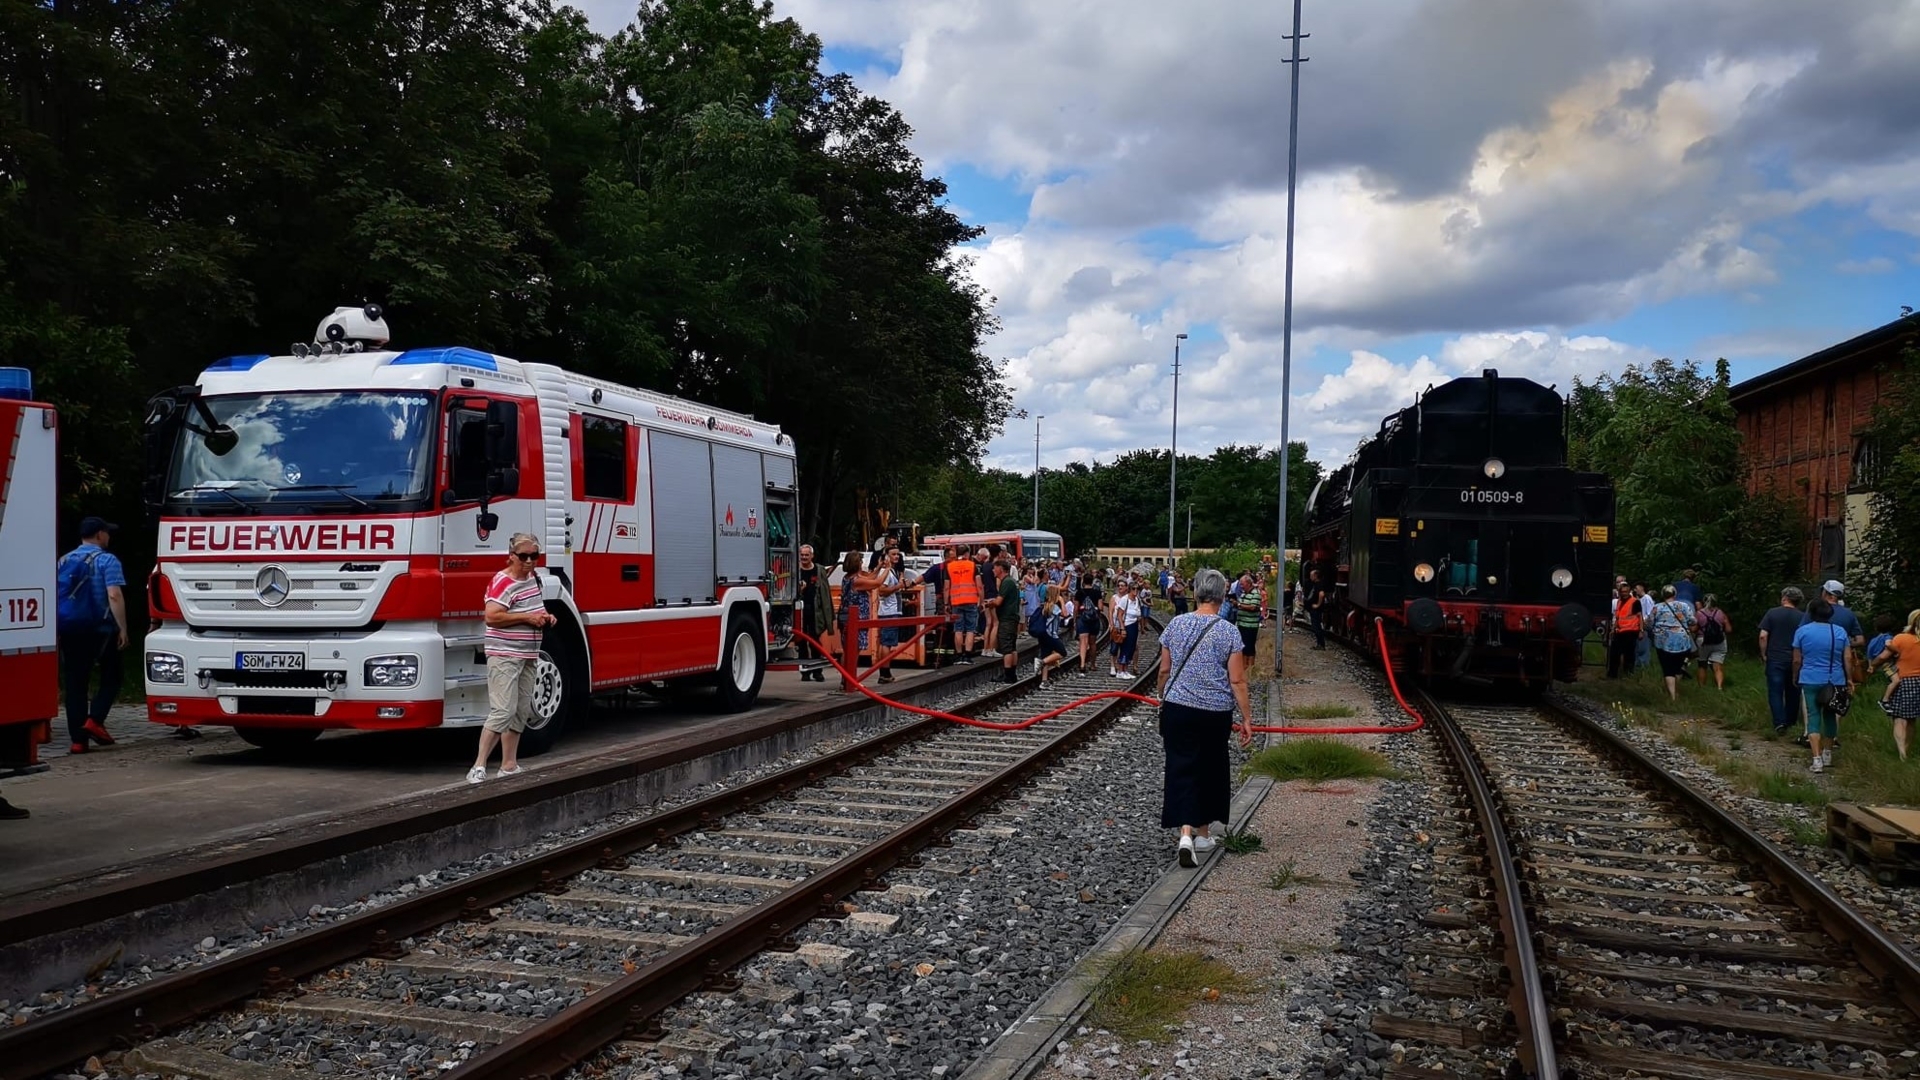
[141,306,798,754]
[0,369,59,783]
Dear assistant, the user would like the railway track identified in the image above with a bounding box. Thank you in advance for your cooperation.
[0,626,1161,1080]
[1405,690,1920,1079]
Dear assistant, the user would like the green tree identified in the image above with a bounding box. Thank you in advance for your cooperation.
[1568,358,1802,633]
[1852,310,1920,610]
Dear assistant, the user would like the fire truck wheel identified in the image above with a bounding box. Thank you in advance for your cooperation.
[713,613,766,712]
[235,727,323,754]
[519,628,585,755]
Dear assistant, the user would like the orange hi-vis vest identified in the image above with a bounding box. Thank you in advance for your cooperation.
[1613,598,1643,633]
[946,559,980,606]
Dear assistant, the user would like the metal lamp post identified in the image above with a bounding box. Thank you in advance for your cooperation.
[1032,414,1045,530]
[1275,0,1308,680]
[1167,332,1187,565]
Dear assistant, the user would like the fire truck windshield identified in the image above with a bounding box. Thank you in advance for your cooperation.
[166,391,436,513]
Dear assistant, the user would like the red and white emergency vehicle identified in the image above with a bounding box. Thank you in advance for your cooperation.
[0,369,58,780]
[142,306,798,753]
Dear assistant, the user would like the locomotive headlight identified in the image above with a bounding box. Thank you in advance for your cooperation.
[1413,562,1436,583]
[147,651,186,684]
[364,654,421,689]
[1550,566,1574,589]
[1482,457,1506,479]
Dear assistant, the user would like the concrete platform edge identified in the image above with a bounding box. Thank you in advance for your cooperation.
[959,768,1279,1080]
[0,660,1019,1004]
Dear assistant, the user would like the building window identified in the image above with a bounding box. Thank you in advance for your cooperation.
[581,416,629,500]
[1851,434,1884,492]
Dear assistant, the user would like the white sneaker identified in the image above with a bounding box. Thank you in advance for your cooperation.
[1109,667,1118,677]
[1178,834,1197,869]
[497,765,525,778]
[1191,836,1217,856]
[467,766,488,785]
[984,649,1001,659]
[1819,749,1832,767]
[1810,757,1824,773]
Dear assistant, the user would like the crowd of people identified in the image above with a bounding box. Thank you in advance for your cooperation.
[788,542,1289,691]
[1607,569,1920,773]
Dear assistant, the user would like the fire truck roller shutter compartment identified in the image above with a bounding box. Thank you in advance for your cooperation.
[651,433,716,604]
[764,454,794,491]
[712,445,766,585]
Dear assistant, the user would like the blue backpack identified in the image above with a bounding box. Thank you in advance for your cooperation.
[56,549,107,633]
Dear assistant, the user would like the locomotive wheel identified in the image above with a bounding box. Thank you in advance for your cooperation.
[235,727,323,754]
[713,613,766,712]
[518,624,585,756]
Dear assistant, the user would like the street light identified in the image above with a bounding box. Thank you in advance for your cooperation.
[1032,413,1045,529]
[1167,332,1188,566]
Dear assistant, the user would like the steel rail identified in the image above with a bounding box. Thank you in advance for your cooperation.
[1415,689,1560,1080]
[455,656,1163,1078]
[0,644,1041,951]
[1538,696,1920,1021]
[0,631,1156,1080]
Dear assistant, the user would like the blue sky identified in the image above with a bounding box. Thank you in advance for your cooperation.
[578,1,1920,468]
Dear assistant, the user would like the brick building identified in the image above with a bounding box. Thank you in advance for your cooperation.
[1727,316,1917,579]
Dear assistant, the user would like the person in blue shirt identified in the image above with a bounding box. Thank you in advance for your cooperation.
[56,517,130,755]
[1797,580,1863,744]
[1672,568,1704,608]
[1793,598,1851,773]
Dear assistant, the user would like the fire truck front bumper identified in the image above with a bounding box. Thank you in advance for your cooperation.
[143,625,450,731]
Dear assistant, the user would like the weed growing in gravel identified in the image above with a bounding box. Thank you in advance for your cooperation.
[1243,739,1399,783]
[1779,814,1828,848]
[1672,725,1710,754]
[1266,860,1327,889]
[1086,950,1255,1041]
[1283,702,1358,720]
[1220,827,1264,855]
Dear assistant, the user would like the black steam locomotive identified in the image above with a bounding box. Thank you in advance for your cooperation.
[1303,370,1614,685]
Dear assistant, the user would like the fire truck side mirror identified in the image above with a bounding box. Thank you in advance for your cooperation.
[484,400,519,468]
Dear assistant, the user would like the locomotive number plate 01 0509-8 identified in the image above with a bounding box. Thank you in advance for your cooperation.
[1459,489,1525,505]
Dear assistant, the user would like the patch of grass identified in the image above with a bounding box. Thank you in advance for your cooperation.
[1266,860,1327,890]
[1219,827,1264,855]
[1779,814,1829,848]
[1567,656,1920,807]
[1672,725,1711,754]
[1085,950,1256,1041]
[1244,739,1400,783]
[1283,702,1358,720]
[1754,769,1830,807]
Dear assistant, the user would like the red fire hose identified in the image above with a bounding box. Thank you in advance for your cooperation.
[791,615,1423,737]
[790,627,1156,731]
[1247,616,1425,734]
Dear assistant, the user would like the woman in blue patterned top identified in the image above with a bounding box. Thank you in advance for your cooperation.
[1154,569,1255,868]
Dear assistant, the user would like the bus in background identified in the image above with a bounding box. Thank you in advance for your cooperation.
[921,530,1064,563]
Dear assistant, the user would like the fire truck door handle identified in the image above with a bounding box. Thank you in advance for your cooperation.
[622,565,640,582]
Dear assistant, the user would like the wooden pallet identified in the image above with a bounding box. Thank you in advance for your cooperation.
[1826,803,1920,886]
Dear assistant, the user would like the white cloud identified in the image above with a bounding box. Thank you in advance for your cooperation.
[1837,256,1898,275]
[566,0,1920,475]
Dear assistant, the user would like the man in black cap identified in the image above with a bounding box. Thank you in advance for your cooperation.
[56,516,129,754]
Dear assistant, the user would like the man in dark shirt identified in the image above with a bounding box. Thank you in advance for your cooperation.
[1673,568,1704,608]
[1757,586,1805,735]
[992,561,1023,683]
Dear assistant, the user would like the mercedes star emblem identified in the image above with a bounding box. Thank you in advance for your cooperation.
[255,565,292,607]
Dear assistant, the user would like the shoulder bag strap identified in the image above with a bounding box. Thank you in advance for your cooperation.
[1163,618,1231,702]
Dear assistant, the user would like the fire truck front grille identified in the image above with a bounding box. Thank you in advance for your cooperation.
[235,696,319,716]
[212,669,336,690]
